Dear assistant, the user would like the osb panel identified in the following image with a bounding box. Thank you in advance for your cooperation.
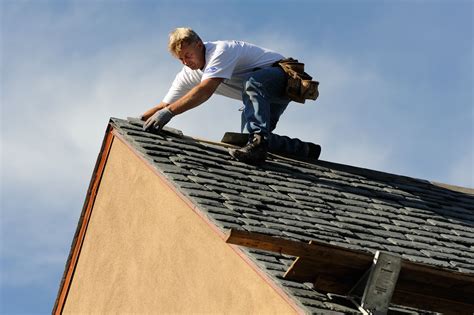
[63,137,296,314]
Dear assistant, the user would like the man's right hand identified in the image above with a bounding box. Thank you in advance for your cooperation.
[140,102,169,121]
[143,107,174,132]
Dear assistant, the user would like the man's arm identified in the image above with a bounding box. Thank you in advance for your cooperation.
[167,77,223,115]
[141,77,222,121]
[141,102,169,121]
[142,77,223,132]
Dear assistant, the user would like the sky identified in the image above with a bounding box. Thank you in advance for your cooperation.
[1,0,472,313]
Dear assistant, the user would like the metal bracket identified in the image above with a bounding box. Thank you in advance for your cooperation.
[348,251,402,315]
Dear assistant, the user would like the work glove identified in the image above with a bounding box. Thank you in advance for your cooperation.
[143,107,174,132]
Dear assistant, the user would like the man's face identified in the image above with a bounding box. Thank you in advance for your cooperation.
[176,41,205,70]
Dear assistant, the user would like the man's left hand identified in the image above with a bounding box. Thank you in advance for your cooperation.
[143,107,174,132]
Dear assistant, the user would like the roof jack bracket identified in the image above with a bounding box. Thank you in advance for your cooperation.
[348,251,402,315]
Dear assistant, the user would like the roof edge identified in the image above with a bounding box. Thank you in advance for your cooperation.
[53,123,116,314]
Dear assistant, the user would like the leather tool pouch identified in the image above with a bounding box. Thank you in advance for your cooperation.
[274,58,319,104]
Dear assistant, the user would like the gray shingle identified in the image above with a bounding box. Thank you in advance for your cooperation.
[163,173,190,182]
[420,249,462,261]
[336,215,381,228]
[265,203,312,214]
[329,241,367,252]
[281,231,317,242]
[391,219,424,229]
[332,221,371,234]
[265,210,298,221]
[452,229,474,238]
[370,228,406,240]
[387,238,433,251]
[344,211,392,224]
[270,184,310,195]
[243,225,283,236]
[345,237,387,250]
[223,202,260,214]
[301,210,336,220]
[432,244,474,258]
[406,228,442,238]
[182,188,223,200]
[248,175,285,186]
[242,213,280,224]
[406,234,445,246]
[401,255,452,268]
[191,197,224,208]
[204,184,237,195]
[440,233,474,246]
[329,203,368,214]
[172,181,205,190]
[288,193,325,204]
[207,213,243,225]
[202,205,241,217]
[382,244,422,256]
[209,167,250,179]
[220,193,264,206]
[190,169,237,184]
[398,214,428,224]
[294,214,337,226]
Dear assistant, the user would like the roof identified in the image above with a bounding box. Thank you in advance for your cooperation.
[110,117,474,314]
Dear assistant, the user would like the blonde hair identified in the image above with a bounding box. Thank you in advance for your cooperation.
[168,28,202,56]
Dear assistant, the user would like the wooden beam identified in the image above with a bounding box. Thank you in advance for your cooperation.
[392,265,474,314]
[225,229,372,261]
[226,229,474,315]
[285,256,371,290]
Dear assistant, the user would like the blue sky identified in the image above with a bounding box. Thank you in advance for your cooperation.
[1,0,472,313]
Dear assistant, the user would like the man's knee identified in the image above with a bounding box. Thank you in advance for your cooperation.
[242,76,264,97]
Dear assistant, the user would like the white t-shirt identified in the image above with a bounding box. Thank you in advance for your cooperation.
[162,40,284,103]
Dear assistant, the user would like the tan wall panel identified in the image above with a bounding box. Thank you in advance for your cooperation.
[63,137,297,314]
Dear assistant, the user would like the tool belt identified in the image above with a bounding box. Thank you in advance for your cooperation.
[273,58,319,104]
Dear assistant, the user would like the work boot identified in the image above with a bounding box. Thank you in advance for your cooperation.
[228,133,268,164]
[307,143,321,160]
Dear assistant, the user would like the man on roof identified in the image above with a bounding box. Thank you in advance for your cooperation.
[141,27,320,164]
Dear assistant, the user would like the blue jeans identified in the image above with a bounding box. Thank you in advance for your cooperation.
[241,67,309,157]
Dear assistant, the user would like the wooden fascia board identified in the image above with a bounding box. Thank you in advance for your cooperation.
[225,229,372,261]
[53,124,116,314]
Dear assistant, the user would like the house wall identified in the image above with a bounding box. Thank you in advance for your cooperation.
[63,136,297,314]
